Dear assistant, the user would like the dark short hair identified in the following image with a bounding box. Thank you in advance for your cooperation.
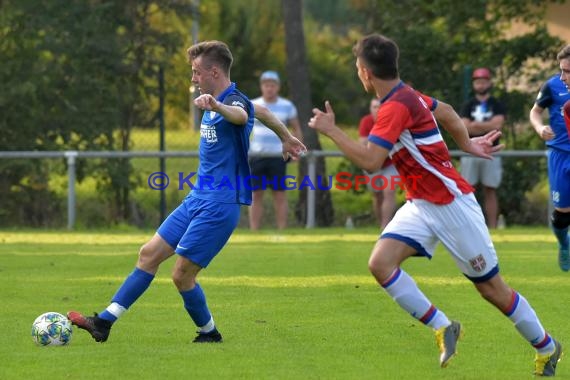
[352,34,399,80]
[557,45,570,61]
[187,40,233,75]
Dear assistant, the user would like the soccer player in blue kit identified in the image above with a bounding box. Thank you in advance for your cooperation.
[530,44,570,272]
[67,40,306,343]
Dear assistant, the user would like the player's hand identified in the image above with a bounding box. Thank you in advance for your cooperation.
[309,101,336,135]
[466,130,504,159]
[194,94,219,111]
[282,136,307,161]
[537,125,555,141]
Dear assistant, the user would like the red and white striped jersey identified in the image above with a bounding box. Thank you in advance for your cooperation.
[368,82,473,204]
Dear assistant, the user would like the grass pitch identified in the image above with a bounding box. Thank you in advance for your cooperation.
[1,227,568,379]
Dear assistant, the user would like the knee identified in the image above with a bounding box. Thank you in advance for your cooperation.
[171,266,196,290]
[368,254,394,283]
[137,243,161,271]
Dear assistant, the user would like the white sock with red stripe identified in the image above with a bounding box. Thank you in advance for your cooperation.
[503,291,555,355]
[381,268,450,330]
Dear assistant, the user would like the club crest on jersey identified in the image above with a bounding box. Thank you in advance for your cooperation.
[469,254,486,273]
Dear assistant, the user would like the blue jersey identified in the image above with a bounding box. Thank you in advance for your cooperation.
[535,74,570,152]
[190,82,254,205]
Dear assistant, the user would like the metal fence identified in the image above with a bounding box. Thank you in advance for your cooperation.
[0,150,549,229]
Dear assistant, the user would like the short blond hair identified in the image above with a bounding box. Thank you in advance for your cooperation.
[556,44,570,61]
[187,40,233,75]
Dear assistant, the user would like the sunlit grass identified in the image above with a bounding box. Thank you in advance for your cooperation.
[1,227,568,379]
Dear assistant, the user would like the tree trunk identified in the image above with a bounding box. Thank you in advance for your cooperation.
[281,0,334,226]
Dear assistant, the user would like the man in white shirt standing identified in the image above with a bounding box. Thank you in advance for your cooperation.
[249,71,302,230]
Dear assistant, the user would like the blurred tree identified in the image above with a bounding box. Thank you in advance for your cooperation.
[0,0,193,226]
[343,0,563,108]
[198,0,285,96]
[282,0,334,226]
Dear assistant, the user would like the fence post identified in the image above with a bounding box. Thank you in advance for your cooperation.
[306,152,316,228]
[65,151,78,230]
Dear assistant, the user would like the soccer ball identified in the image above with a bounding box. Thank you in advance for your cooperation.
[31,312,73,346]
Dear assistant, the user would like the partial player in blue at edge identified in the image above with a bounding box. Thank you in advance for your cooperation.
[530,44,570,272]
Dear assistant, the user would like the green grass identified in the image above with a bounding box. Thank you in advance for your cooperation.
[1,227,568,379]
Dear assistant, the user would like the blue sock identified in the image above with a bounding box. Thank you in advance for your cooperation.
[553,226,569,249]
[99,268,155,322]
[179,283,213,329]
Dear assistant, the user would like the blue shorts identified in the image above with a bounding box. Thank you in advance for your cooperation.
[548,149,570,208]
[157,196,241,268]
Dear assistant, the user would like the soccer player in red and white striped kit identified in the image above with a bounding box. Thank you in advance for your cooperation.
[309,33,562,377]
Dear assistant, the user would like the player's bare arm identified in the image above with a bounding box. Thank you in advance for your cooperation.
[288,117,304,141]
[194,94,248,125]
[435,101,504,159]
[529,104,556,140]
[254,103,307,160]
[309,101,389,172]
[435,102,473,147]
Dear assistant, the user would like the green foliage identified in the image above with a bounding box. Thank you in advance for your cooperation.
[200,0,285,97]
[497,124,550,225]
[0,0,192,226]
[1,0,565,226]
[341,0,563,109]
[305,24,365,124]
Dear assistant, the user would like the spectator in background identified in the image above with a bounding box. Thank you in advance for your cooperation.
[529,44,570,272]
[359,98,397,229]
[249,71,302,230]
[460,68,506,228]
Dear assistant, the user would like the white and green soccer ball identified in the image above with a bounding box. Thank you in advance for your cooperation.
[31,312,73,346]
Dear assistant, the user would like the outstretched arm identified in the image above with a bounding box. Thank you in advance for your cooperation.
[254,103,307,160]
[434,101,504,159]
[308,101,389,172]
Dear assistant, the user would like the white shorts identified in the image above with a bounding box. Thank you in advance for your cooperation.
[381,193,499,282]
[460,156,502,188]
[364,165,399,193]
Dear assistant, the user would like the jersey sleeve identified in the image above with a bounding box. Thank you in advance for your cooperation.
[224,93,251,115]
[416,92,438,112]
[535,81,553,109]
[368,102,410,150]
[358,115,374,137]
